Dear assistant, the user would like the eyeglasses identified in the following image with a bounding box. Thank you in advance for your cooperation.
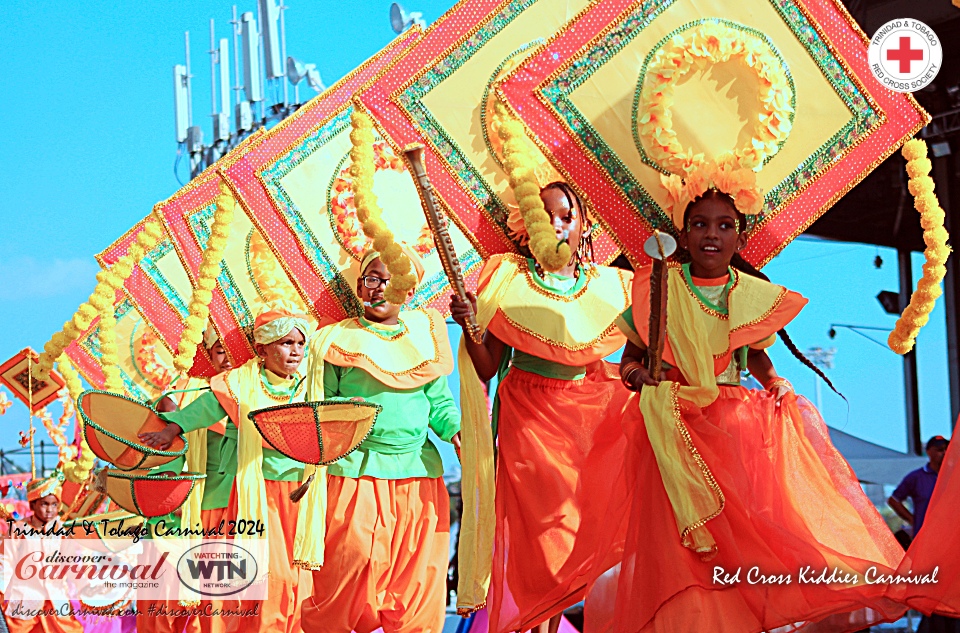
[360,275,390,289]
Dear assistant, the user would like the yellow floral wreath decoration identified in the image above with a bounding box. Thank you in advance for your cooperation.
[58,357,96,485]
[349,107,418,305]
[494,101,572,272]
[888,139,952,354]
[638,21,794,176]
[330,140,435,260]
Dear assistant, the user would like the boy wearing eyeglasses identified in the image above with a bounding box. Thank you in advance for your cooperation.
[300,247,461,633]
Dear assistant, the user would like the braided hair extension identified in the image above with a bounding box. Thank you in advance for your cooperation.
[542,181,595,271]
[681,190,845,399]
[729,253,844,400]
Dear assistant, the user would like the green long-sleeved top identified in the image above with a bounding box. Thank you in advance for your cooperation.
[162,391,304,485]
[323,361,460,480]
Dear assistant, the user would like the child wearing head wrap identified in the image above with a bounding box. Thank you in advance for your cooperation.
[299,247,461,633]
[3,471,84,633]
[140,302,319,633]
[136,323,233,633]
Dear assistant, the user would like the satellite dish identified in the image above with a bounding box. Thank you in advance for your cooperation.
[305,68,325,93]
[287,56,326,93]
[389,2,424,34]
[286,57,306,85]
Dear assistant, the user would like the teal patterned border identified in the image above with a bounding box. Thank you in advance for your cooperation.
[79,298,150,401]
[262,107,482,314]
[539,0,880,235]
[395,0,537,235]
[140,239,189,318]
[187,204,255,330]
[632,19,797,175]
[260,107,364,317]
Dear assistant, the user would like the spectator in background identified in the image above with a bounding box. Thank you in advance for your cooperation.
[888,435,956,633]
[888,436,949,536]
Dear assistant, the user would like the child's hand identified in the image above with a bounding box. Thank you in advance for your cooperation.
[773,384,792,404]
[449,293,478,331]
[138,424,182,451]
[451,432,462,461]
[621,362,659,392]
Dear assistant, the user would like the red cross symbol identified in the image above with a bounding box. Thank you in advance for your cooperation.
[886,36,924,74]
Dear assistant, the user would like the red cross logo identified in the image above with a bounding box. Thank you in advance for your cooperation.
[886,36,924,74]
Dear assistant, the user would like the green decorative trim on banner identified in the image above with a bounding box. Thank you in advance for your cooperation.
[480,38,547,171]
[395,0,538,234]
[539,0,879,236]
[188,204,254,329]
[261,107,363,317]
[140,239,190,318]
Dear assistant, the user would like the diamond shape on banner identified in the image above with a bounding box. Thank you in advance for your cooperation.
[222,27,482,317]
[356,0,622,265]
[495,0,929,265]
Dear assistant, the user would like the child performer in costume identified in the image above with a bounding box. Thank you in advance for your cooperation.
[451,182,633,633]
[156,324,234,533]
[140,302,320,633]
[3,472,84,633]
[300,247,461,633]
[138,324,233,633]
[608,160,906,633]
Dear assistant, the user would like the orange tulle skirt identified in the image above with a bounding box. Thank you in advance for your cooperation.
[889,416,960,618]
[490,363,631,633]
[603,382,906,633]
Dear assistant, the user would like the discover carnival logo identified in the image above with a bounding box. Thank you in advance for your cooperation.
[868,18,942,93]
[1,538,267,602]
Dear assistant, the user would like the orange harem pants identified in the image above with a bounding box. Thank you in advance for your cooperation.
[4,603,83,633]
[300,475,450,633]
[134,507,229,633]
[223,480,311,633]
[490,364,631,633]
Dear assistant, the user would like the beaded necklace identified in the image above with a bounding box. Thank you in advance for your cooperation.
[258,367,305,403]
[682,263,735,316]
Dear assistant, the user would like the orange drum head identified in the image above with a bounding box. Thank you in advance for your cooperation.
[79,390,186,470]
[93,468,204,518]
[249,401,380,465]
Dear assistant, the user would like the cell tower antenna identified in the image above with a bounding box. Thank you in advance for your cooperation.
[279,0,289,107]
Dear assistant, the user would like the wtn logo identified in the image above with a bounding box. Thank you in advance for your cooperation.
[177,543,260,597]
[184,559,247,581]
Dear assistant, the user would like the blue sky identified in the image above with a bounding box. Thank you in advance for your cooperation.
[0,1,953,472]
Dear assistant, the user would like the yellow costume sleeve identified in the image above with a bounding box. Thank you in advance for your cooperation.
[456,255,520,614]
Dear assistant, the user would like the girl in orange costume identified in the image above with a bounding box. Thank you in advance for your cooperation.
[452,182,633,633]
[607,167,906,633]
[139,325,234,633]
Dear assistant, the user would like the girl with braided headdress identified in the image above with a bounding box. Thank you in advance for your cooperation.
[451,181,634,633]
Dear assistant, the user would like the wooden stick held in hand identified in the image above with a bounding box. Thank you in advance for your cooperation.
[402,143,483,344]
